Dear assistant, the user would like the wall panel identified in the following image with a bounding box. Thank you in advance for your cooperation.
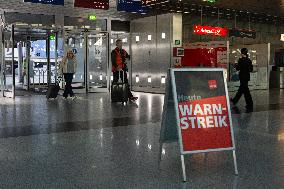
[130,14,171,93]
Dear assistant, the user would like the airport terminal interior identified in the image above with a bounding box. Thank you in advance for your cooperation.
[1,0,284,188]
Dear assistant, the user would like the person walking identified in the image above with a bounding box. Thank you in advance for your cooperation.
[60,50,77,99]
[231,48,253,112]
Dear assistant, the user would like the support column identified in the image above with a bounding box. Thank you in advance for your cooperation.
[12,24,15,98]
[85,33,88,93]
[46,34,51,86]
[107,18,111,92]
[55,14,64,86]
[171,14,183,67]
[26,39,31,90]
[55,32,58,82]
[0,13,4,97]
[17,42,23,83]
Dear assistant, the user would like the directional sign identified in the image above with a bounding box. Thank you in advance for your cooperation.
[24,0,64,5]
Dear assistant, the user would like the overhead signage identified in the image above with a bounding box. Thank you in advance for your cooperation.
[142,0,167,6]
[74,0,109,10]
[117,0,148,14]
[49,34,56,41]
[159,68,238,181]
[193,25,228,37]
[23,0,64,5]
[88,15,97,21]
[229,29,256,39]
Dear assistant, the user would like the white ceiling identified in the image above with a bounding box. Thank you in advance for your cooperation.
[0,0,133,20]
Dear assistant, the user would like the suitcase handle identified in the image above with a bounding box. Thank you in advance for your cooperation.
[119,70,125,83]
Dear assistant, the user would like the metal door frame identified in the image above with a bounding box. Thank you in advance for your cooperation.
[86,31,109,93]
[0,24,61,97]
[0,21,4,97]
[64,29,110,93]
[1,24,15,98]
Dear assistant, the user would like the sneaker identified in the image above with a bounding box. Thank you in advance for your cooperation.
[70,96,77,100]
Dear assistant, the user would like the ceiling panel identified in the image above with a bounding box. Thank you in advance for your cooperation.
[0,0,284,23]
[143,0,284,16]
[143,0,284,25]
[0,0,133,20]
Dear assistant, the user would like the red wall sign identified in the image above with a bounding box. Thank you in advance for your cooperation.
[181,42,228,68]
[74,0,109,10]
[194,25,228,37]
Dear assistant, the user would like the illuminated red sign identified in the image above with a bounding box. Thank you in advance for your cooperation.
[194,25,228,37]
[74,0,109,10]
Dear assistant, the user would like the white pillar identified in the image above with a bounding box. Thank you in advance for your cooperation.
[17,42,23,83]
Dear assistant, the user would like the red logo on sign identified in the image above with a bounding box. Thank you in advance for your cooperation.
[178,96,232,151]
[208,80,217,89]
[193,25,228,37]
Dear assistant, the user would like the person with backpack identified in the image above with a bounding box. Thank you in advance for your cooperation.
[230,48,254,112]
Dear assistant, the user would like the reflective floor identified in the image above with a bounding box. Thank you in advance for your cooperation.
[0,89,284,188]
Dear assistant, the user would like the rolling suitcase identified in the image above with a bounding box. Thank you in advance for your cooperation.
[46,83,60,99]
[111,71,129,103]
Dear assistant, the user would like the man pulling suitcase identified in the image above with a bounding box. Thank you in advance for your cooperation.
[111,39,138,102]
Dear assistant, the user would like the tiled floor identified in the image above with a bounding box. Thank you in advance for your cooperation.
[0,90,284,188]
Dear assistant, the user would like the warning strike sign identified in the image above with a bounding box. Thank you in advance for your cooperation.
[173,69,234,153]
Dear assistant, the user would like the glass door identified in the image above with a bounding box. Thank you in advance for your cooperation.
[1,26,15,98]
[87,32,109,92]
[64,30,110,93]
[64,32,86,92]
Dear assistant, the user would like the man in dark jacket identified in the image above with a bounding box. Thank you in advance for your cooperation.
[231,48,253,112]
[111,39,138,101]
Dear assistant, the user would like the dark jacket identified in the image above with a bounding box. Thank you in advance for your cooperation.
[236,57,253,81]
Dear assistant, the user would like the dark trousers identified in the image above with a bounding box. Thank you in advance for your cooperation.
[232,80,253,108]
[113,71,133,98]
[63,73,74,97]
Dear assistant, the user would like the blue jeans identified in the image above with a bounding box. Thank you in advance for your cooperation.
[63,73,74,97]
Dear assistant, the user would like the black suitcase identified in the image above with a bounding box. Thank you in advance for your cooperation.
[111,71,129,103]
[46,83,60,99]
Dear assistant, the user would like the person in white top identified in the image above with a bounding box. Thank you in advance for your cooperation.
[60,50,77,98]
